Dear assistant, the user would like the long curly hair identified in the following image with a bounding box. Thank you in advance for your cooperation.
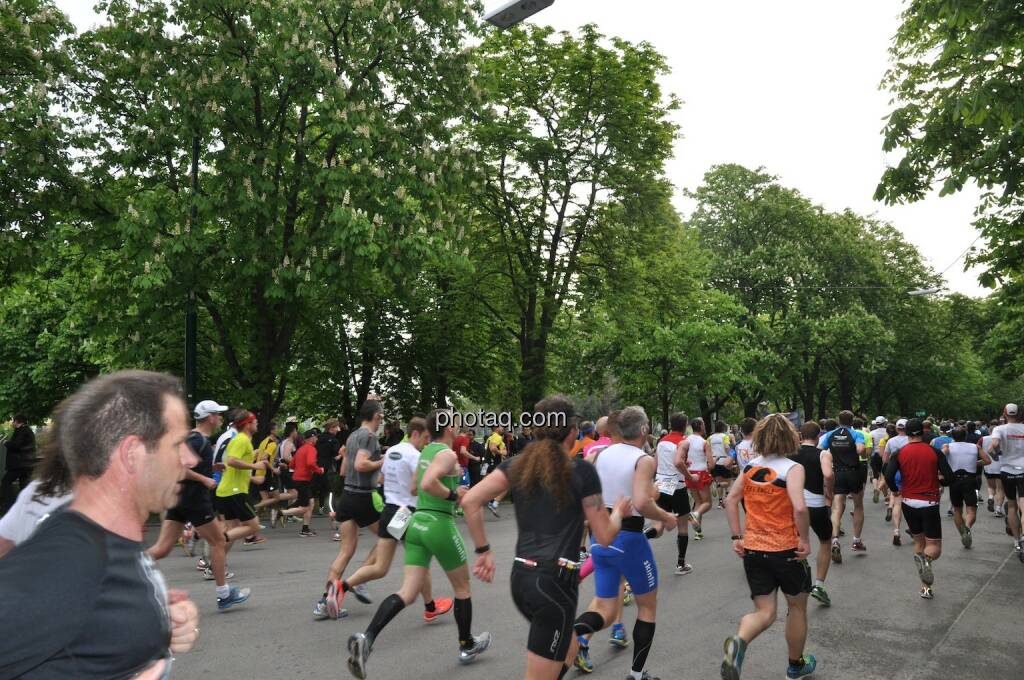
[507,395,578,508]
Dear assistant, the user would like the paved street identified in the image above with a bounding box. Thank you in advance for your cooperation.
[160,497,1022,680]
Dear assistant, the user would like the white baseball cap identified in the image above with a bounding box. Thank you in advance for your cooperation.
[872,416,887,426]
[896,418,908,429]
[194,400,229,420]
[1007,403,1019,417]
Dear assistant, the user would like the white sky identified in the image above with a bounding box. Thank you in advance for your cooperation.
[58,0,989,295]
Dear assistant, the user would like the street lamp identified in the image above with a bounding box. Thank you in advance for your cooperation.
[484,0,555,29]
[907,287,942,297]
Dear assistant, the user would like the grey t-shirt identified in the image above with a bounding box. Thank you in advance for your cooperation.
[344,427,381,492]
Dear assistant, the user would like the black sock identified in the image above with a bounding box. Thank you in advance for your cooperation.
[454,597,473,648]
[557,664,570,679]
[631,619,656,673]
[789,657,803,667]
[424,599,436,613]
[342,580,351,592]
[677,534,689,563]
[366,594,405,644]
[644,527,658,539]
[301,524,309,532]
[573,611,605,637]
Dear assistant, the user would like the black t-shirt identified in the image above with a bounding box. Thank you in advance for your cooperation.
[0,511,171,679]
[468,440,485,468]
[792,444,825,497]
[499,457,602,563]
[316,432,341,471]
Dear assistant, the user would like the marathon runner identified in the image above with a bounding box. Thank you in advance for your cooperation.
[884,418,955,598]
[721,414,816,680]
[572,406,676,680]
[980,420,1004,516]
[823,411,867,562]
[346,409,490,678]
[284,429,323,538]
[942,426,991,548]
[215,411,270,549]
[334,417,454,623]
[734,418,757,467]
[678,417,713,540]
[988,403,1024,560]
[464,395,628,680]
[147,400,250,610]
[869,417,888,504]
[709,421,737,509]
[792,421,834,606]
[655,413,694,575]
[884,419,910,545]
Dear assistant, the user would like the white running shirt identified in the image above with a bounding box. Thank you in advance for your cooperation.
[382,442,420,508]
[686,434,709,471]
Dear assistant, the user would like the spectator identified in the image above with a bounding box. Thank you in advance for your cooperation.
[0,370,201,678]
[2,414,36,513]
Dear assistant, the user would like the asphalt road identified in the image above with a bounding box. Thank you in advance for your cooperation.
[159,494,1022,680]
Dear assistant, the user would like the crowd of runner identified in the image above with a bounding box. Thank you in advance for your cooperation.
[0,373,1022,680]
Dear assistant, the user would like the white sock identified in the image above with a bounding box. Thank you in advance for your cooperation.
[216,585,230,599]
[630,671,644,680]
[814,579,825,588]
[853,536,860,542]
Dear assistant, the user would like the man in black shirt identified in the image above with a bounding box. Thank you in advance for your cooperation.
[0,370,201,679]
[315,418,343,517]
[2,413,36,513]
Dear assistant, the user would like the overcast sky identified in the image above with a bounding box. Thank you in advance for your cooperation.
[58,0,989,296]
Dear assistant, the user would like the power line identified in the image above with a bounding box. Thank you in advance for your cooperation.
[938,234,984,277]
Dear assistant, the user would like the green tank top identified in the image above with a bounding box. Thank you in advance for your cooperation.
[416,441,459,514]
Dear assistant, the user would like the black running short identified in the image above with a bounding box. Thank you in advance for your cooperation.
[808,506,832,543]
[216,493,256,522]
[656,488,691,516]
[510,564,579,661]
[902,503,941,540]
[834,466,865,495]
[949,472,978,509]
[334,490,380,528]
[291,481,312,508]
[742,549,811,598]
[377,503,415,540]
[711,464,735,479]
[1000,472,1024,501]
[870,453,883,479]
[165,485,215,528]
[983,471,1001,480]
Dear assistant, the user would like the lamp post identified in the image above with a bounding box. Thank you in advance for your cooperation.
[484,0,555,29]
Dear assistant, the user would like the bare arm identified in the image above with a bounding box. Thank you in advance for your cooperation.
[632,457,673,522]
[463,470,508,550]
[704,439,715,470]
[785,464,810,550]
[820,450,834,503]
[674,440,696,480]
[0,536,14,560]
[978,441,992,466]
[354,448,384,473]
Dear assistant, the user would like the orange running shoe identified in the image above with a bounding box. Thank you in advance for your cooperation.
[423,596,454,623]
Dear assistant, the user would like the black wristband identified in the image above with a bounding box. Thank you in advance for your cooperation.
[731,535,743,540]
[474,544,491,554]
[446,488,458,502]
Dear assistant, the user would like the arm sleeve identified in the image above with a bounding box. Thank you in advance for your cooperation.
[576,459,603,498]
[0,522,105,677]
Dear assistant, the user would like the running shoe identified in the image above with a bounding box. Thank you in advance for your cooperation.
[720,635,747,680]
[830,539,842,564]
[423,596,454,623]
[885,507,893,523]
[994,509,1004,518]
[785,654,817,679]
[299,528,317,537]
[987,498,995,513]
[487,501,500,518]
[216,586,251,611]
[627,672,660,680]
[196,557,210,571]
[574,642,594,673]
[313,596,347,621]
[270,508,278,527]
[873,489,880,503]
[810,584,831,607]
[243,535,267,546]
[893,533,901,547]
[851,539,867,553]
[332,532,341,541]
[347,632,370,679]
[675,563,694,575]
[183,532,198,557]
[919,586,934,599]
[326,579,347,620]
[202,568,234,581]
[920,555,934,585]
[689,511,702,534]
[458,632,491,665]
[718,498,726,509]
[1016,539,1024,563]
[351,583,373,604]
[623,585,634,606]
[946,507,954,518]
[913,553,924,578]
[609,626,629,648]
[693,529,705,541]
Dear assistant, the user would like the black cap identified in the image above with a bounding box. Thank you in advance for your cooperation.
[303,428,320,439]
[906,418,925,437]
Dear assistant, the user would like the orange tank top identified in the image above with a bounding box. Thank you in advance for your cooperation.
[742,455,800,552]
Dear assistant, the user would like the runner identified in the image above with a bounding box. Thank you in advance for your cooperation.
[464,395,628,680]
[345,409,491,678]
[572,406,677,680]
[791,421,834,606]
[215,411,269,549]
[283,429,323,538]
[980,420,1004,516]
[485,425,507,516]
[584,416,613,457]
[335,417,454,623]
[884,418,955,598]
[942,426,991,548]
[317,401,385,620]
[988,403,1024,560]
[709,421,736,509]
[883,420,910,545]
[655,413,694,575]
[869,417,888,503]
[823,411,866,563]
[721,414,816,680]
[678,417,713,540]
[147,399,251,610]
[734,418,757,468]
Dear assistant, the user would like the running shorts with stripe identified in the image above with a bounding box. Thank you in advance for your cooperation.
[404,509,467,571]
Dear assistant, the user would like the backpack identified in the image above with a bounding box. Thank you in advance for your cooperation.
[829,427,859,468]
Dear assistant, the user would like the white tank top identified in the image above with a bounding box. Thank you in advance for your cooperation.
[594,442,646,516]
[946,441,978,473]
[655,433,683,483]
[709,433,729,464]
[382,442,420,507]
[687,434,708,471]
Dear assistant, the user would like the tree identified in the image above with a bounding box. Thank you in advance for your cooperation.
[70,0,481,424]
[470,24,679,411]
